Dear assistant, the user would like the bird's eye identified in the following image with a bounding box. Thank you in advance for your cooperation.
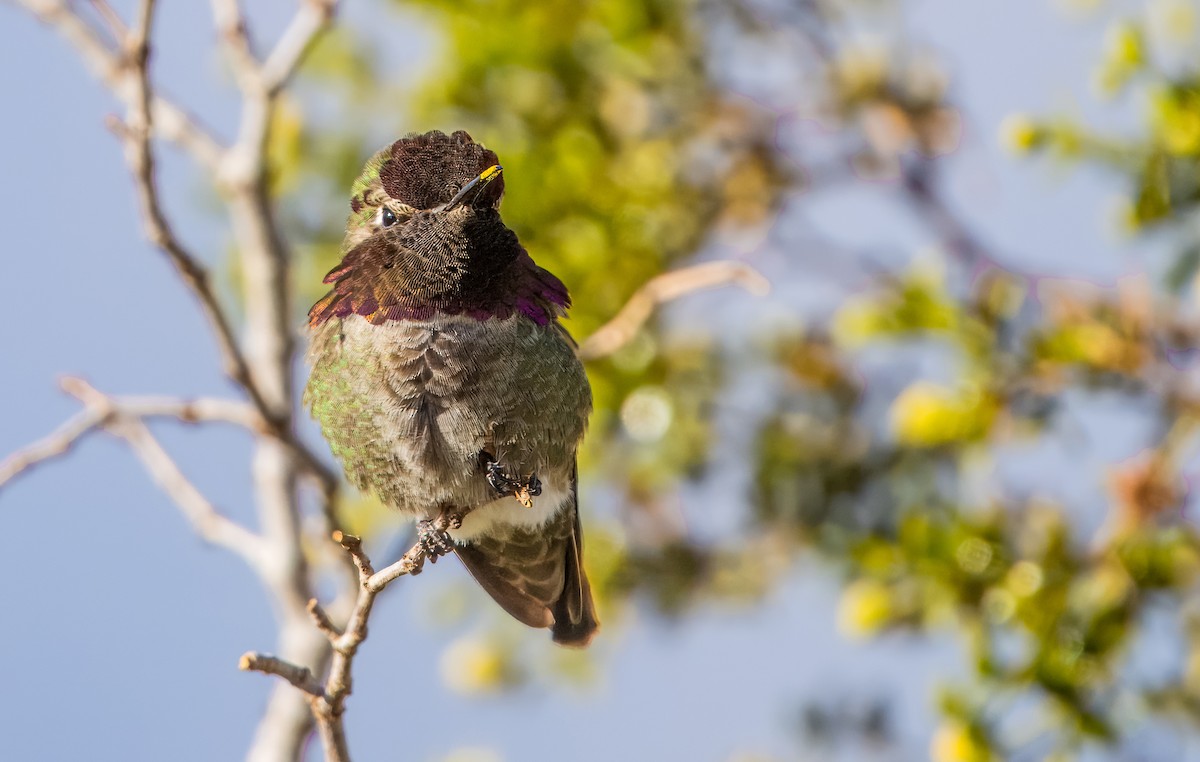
[381,208,398,227]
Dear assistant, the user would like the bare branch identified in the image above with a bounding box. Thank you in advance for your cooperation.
[0,373,266,568]
[61,377,266,568]
[209,0,261,94]
[0,406,108,488]
[245,520,456,762]
[214,6,342,758]
[262,0,338,94]
[900,160,994,268]
[578,260,772,361]
[0,376,336,518]
[240,653,324,698]
[307,598,342,641]
[0,383,260,490]
[14,1,340,759]
[113,416,266,566]
[98,395,261,428]
[333,530,374,580]
[366,548,429,592]
[88,0,127,43]
[15,0,223,172]
[128,0,153,43]
[109,10,276,427]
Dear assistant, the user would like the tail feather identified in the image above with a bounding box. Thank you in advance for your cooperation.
[453,466,598,646]
[454,540,555,629]
[550,506,598,646]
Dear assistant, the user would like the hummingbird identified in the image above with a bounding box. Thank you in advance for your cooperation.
[305,130,598,646]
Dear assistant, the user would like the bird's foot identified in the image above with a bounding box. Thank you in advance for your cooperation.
[483,454,542,508]
[416,518,455,564]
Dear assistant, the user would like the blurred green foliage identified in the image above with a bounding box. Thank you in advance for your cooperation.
[268,0,1200,759]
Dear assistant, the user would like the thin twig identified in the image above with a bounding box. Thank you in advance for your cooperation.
[61,377,266,568]
[0,405,109,488]
[11,1,342,759]
[112,11,276,425]
[88,0,127,42]
[16,0,223,173]
[262,0,338,94]
[0,382,259,489]
[578,260,772,360]
[209,0,261,93]
[900,159,993,269]
[307,598,342,640]
[242,523,451,762]
[239,653,324,698]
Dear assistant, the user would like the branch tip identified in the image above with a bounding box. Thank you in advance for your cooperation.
[307,598,342,640]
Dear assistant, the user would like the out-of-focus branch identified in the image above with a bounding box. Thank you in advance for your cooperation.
[0,402,108,489]
[89,0,127,42]
[242,526,448,762]
[0,381,261,489]
[50,376,265,568]
[109,1,276,429]
[12,1,342,758]
[578,260,771,361]
[0,375,336,508]
[210,2,340,759]
[900,159,993,269]
[217,0,336,187]
[210,0,260,93]
[16,0,223,172]
[263,0,338,94]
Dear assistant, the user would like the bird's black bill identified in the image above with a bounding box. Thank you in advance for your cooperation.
[443,164,503,210]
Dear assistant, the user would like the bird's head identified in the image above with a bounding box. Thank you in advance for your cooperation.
[310,130,568,328]
[344,129,505,244]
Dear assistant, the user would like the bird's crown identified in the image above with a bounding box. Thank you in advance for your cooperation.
[350,130,504,218]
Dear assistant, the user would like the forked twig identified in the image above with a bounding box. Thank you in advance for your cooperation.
[241,520,457,762]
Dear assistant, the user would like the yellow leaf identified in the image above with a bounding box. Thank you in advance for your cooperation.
[837,578,893,637]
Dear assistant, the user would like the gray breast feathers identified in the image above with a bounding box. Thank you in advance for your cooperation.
[305,314,591,517]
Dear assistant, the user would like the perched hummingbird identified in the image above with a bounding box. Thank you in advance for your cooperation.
[305,130,598,646]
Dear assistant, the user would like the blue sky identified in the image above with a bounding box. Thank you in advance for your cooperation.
[0,2,1177,761]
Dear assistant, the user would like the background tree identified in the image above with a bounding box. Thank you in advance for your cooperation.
[4,1,1200,761]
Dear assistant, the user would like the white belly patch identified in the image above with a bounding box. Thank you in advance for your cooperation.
[449,473,574,542]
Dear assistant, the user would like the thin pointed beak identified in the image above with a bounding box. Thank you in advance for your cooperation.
[443,164,503,210]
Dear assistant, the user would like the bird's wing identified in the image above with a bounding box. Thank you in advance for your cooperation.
[550,469,599,646]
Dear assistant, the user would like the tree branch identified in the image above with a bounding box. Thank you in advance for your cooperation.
[577,260,771,361]
[38,376,267,568]
[209,0,261,93]
[109,6,276,427]
[15,0,223,173]
[241,524,451,762]
[213,4,340,758]
[88,0,127,43]
[0,380,261,490]
[0,404,108,489]
[11,0,343,759]
[900,158,994,269]
[240,653,324,698]
[262,0,338,94]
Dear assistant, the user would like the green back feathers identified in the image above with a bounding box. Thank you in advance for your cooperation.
[346,147,389,230]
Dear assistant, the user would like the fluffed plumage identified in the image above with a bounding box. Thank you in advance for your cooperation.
[305,130,597,645]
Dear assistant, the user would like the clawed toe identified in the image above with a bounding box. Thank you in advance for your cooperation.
[485,459,519,495]
[417,519,455,563]
[480,451,541,508]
